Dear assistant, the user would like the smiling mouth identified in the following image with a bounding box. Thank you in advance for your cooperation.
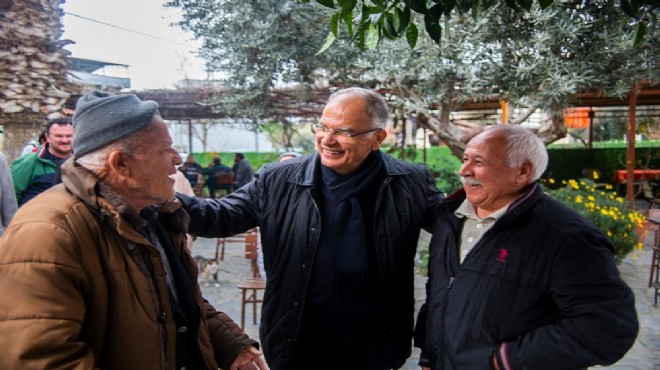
[323,148,343,155]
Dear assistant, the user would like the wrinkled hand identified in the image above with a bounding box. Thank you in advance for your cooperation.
[229,346,268,370]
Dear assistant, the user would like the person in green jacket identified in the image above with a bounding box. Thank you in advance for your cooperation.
[11,116,73,206]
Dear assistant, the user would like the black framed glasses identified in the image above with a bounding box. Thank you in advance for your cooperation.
[311,123,381,141]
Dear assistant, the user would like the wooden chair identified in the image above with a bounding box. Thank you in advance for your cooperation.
[238,232,266,328]
[214,172,234,198]
[215,235,243,261]
[641,180,660,210]
[214,228,259,261]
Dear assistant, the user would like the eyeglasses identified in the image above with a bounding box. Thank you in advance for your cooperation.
[311,123,381,142]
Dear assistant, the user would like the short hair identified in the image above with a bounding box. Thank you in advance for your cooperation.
[482,125,548,182]
[46,117,72,134]
[327,87,389,129]
[235,153,245,160]
[213,157,221,165]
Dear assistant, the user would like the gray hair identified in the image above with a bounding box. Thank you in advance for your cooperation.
[76,121,156,174]
[482,125,548,182]
[327,87,389,129]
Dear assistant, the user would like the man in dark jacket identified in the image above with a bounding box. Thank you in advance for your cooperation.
[415,125,638,370]
[178,87,444,370]
[204,156,233,198]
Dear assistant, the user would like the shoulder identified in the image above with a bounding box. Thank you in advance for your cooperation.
[10,153,38,170]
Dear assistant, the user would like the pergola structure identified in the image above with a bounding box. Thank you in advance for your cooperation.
[64,83,660,207]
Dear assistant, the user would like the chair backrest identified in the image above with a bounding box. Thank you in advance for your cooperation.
[244,232,261,278]
[215,172,234,186]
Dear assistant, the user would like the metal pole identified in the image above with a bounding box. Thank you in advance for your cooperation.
[626,82,638,209]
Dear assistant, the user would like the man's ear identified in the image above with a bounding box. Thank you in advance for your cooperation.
[107,150,132,178]
[372,129,388,150]
[516,161,533,185]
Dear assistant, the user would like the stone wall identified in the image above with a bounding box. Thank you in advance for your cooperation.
[0,0,76,162]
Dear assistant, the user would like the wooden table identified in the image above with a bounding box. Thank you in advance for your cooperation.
[613,169,660,183]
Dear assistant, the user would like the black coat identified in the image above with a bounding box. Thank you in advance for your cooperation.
[415,184,639,370]
[180,152,443,370]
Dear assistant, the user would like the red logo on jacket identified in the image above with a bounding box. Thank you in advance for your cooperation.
[497,248,508,263]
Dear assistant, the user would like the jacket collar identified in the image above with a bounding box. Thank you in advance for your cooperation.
[288,151,410,186]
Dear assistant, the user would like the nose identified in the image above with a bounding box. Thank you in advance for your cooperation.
[319,131,339,145]
[173,152,183,166]
[459,162,471,177]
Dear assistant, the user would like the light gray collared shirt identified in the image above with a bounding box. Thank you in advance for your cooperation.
[454,200,510,263]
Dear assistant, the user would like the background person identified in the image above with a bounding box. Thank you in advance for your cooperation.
[204,156,233,198]
[0,151,17,235]
[232,152,254,189]
[180,153,205,196]
[178,87,443,370]
[415,124,638,370]
[11,116,74,206]
[0,90,265,370]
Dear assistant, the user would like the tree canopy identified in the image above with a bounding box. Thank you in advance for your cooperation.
[300,0,659,51]
[167,0,659,157]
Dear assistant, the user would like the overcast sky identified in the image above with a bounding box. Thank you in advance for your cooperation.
[62,0,208,90]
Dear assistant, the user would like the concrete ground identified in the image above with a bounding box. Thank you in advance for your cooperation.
[194,224,659,369]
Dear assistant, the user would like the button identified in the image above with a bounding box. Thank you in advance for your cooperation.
[302,264,306,269]
[476,223,484,229]
[467,237,474,243]
[293,302,298,306]
[177,326,187,333]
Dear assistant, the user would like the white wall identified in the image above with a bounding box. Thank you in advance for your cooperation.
[167,121,275,154]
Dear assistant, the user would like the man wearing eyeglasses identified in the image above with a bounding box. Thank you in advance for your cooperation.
[178,87,444,370]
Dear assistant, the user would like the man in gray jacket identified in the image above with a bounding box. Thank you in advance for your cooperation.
[179,87,444,370]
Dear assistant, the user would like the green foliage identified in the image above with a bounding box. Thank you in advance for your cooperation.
[544,143,660,187]
[303,0,659,51]
[543,179,647,262]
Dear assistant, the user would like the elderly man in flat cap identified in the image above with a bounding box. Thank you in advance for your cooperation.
[0,90,266,370]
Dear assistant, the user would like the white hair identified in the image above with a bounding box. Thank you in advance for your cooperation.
[482,125,548,182]
[327,87,389,129]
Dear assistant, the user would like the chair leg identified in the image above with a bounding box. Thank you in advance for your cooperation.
[252,289,258,325]
[241,288,247,328]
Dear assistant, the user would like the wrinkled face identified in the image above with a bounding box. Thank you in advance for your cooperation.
[460,131,529,218]
[123,117,182,210]
[316,95,386,175]
[46,123,74,158]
